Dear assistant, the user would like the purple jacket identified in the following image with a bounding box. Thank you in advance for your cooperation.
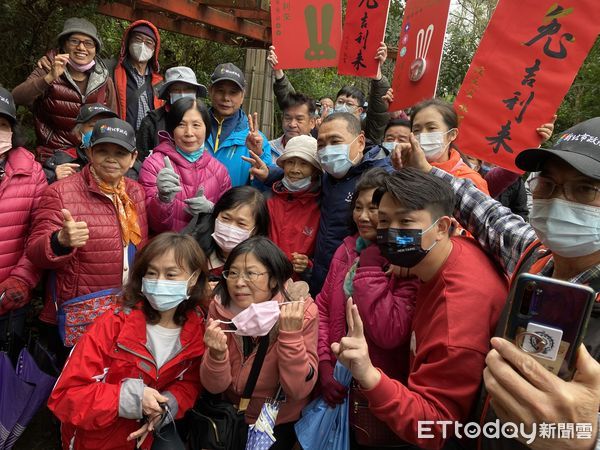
[315,235,418,381]
[139,134,232,233]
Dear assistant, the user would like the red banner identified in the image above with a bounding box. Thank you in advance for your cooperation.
[271,0,342,69]
[338,0,391,78]
[389,0,451,111]
[454,1,600,172]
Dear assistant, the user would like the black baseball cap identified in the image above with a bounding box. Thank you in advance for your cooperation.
[76,103,118,124]
[90,118,136,153]
[210,63,246,90]
[516,117,600,180]
[0,87,17,125]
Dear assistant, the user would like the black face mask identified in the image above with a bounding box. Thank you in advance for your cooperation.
[376,220,439,268]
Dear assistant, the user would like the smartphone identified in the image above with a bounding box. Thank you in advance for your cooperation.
[503,273,595,380]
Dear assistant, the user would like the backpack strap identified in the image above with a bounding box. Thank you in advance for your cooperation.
[238,335,269,412]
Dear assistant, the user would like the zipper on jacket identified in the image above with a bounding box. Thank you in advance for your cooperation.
[116,342,159,380]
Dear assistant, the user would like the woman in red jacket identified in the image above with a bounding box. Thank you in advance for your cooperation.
[201,236,318,449]
[0,88,47,341]
[48,232,208,450]
[315,167,419,448]
[27,117,148,355]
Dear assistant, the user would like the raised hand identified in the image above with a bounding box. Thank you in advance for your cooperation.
[36,55,52,72]
[245,112,264,156]
[536,114,557,143]
[184,187,214,216]
[280,299,305,332]
[382,88,394,110]
[267,45,285,80]
[204,318,228,361]
[44,54,70,85]
[57,209,89,248]
[241,150,269,182]
[373,42,387,80]
[156,156,182,203]
[391,133,432,173]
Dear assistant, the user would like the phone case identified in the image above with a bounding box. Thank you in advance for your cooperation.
[503,273,595,380]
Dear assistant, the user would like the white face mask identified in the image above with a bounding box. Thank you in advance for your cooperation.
[170,92,196,104]
[129,42,154,63]
[417,130,454,162]
[530,198,600,257]
[319,135,360,178]
[282,176,311,192]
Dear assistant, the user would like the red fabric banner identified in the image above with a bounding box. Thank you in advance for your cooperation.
[389,0,451,111]
[338,0,391,78]
[270,0,343,69]
[454,1,600,172]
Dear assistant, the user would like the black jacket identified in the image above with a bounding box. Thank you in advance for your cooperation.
[136,106,167,161]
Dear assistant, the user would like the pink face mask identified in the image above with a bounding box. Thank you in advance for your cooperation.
[211,218,252,252]
[0,130,12,156]
[229,301,280,336]
[67,58,96,73]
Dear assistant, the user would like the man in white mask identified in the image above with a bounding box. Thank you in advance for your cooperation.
[392,117,600,450]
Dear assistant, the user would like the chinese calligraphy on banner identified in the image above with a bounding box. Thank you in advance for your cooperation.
[338,0,391,78]
[454,0,600,172]
[271,0,343,69]
[389,0,451,111]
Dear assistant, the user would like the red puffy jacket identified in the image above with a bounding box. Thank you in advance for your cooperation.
[48,305,205,450]
[0,147,46,289]
[26,165,148,324]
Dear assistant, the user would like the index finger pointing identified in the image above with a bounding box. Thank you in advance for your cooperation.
[350,302,364,337]
[345,298,355,335]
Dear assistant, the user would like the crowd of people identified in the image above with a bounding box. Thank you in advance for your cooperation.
[0,15,598,450]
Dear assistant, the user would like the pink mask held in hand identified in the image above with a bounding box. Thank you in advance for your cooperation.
[231,300,280,336]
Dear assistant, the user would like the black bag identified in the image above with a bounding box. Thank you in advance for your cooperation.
[187,336,269,450]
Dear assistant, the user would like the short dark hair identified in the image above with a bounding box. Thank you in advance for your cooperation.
[213,236,293,307]
[374,168,455,220]
[166,97,211,136]
[191,186,270,260]
[281,92,317,117]
[121,232,211,323]
[349,167,390,234]
[409,98,458,130]
[336,86,365,108]
[321,112,362,136]
[385,118,411,135]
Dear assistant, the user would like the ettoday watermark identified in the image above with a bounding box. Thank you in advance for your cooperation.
[418,420,594,444]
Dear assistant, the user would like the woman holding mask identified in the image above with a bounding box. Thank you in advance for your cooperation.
[48,232,208,450]
[200,236,318,449]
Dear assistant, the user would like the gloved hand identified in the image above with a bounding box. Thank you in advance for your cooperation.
[156,156,182,203]
[319,361,348,407]
[0,277,31,316]
[359,243,389,269]
[184,187,214,216]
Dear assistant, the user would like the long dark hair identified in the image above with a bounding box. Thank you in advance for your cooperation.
[121,232,211,323]
[213,236,293,307]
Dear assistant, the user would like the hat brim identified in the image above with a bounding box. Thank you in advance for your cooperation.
[76,109,118,124]
[276,151,322,172]
[91,137,136,153]
[57,30,102,50]
[210,77,245,90]
[515,147,600,179]
[158,81,208,100]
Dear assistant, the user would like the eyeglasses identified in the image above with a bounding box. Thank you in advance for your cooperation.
[528,176,600,205]
[67,38,95,49]
[335,100,358,109]
[132,34,156,48]
[222,270,269,281]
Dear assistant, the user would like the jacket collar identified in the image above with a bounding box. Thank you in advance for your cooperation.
[5,147,35,176]
[153,134,211,169]
[271,179,321,200]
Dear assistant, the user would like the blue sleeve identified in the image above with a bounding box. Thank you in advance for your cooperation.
[259,132,272,165]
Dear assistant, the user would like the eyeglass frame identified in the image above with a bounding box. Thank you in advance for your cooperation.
[222,270,269,282]
[528,175,600,205]
[66,37,96,49]
[131,33,156,48]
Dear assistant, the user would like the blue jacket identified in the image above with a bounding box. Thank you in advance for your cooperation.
[206,109,272,187]
[310,145,392,295]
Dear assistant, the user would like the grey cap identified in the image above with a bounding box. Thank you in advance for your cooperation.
[90,118,136,153]
[76,103,117,124]
[516,117,600,180]
[157,66,208,100]
[57,17,102,51]
[210,63,246,90]
[0,87,16,125]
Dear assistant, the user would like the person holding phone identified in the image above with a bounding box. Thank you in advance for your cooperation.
[392,117,600,449]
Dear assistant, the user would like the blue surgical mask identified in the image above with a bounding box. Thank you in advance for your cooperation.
[170,92,196,104]
[81,130,93,149]
[282,176,312,192]
[334,103,357,114]
[142,274,196,312]
[318,135,360,178]
[176,144,204,163]
[382,141,396,154]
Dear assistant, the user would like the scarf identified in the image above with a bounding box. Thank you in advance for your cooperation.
[90,167,142,246]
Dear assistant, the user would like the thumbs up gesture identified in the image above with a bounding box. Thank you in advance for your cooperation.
[57,209,89,248]
[156,156,182,203]
[183,187,214,216]
[331,298,381,389]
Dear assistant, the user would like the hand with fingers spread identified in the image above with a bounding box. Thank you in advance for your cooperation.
[319,360,348,407]
[245,112,264,156]
[373,42,388,80]
[57,209,89,248]
[536,115,557,144]
[267,45,285,80]
[331,298,380,389]
[483,338,600,450]
[391,133,432,173]
[382,88,394,110]
[241,150,269,182]
[183,187,214,216]
[204,318,228,361]
[291,252,309,273]
[156,156,182,203]
[280,299,305,332]
[44,54,70,85]
[55,162,80,181]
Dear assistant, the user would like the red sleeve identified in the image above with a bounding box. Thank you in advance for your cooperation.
[352,269,418,349]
